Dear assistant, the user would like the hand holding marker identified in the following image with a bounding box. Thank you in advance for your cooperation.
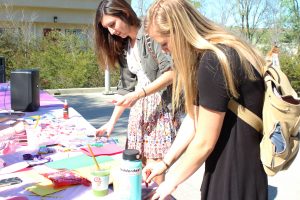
[145,169,151,188]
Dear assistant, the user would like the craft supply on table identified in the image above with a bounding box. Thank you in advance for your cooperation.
[81,143,124,157]
[24,112,96,148]
[0,161,30,175]
[0,120,26,154]
[91,168,110,197]
[63,99,69,119]
[4,196,29,200]
[0,158,6,168]
[115,149,142,200]
[86,143,110,197]
[45,154,114,170]
[42,169,91,188]
[87,144,100,170]
[25,170,72,197]
[0,176,22,187]
[145,169,151,188]
[38,146,55,154]
[25,156,52,167]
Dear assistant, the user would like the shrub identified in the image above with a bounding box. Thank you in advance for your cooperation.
[0,30,120,89]
[280,53,300,94]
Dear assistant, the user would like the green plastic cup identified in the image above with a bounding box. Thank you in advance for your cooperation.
[91,169,110,196]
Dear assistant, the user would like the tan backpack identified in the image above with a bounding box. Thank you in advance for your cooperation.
[228,64,300,176]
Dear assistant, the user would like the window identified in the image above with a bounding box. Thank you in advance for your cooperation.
[65,29,87,40]
[65,29,82,35]
[43,28,61,37]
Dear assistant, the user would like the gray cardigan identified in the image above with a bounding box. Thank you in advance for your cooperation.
[117,26,173,106]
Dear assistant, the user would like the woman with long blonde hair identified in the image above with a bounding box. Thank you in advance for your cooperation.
[142,0,268,199]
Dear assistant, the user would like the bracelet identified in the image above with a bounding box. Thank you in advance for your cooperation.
[141,88,147,97]
[162,159,170,169]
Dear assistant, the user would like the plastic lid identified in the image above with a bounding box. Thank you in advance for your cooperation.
[123,149,141,161]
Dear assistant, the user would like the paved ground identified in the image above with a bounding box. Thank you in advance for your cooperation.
[52,89,300,200]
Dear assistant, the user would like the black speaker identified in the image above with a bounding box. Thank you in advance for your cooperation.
[10,69,40,112]
[0,56,5,83]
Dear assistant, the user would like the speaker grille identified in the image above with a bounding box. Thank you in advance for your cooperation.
[10,69,40,112]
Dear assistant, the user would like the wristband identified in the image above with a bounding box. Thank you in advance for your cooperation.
[162,159,170,169]
[141,88,147,97]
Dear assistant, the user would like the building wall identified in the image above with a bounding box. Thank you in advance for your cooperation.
[0,0,135,37]
[1,0,100,10]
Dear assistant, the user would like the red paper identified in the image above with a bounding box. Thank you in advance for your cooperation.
[80,144,124,156]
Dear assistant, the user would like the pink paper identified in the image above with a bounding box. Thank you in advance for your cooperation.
[80,144,124,156]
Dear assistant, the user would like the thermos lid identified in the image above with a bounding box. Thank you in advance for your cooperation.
[123,149,141,161]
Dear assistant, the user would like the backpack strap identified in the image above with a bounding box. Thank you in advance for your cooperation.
[228,99,263,133]
[145,34,160,64]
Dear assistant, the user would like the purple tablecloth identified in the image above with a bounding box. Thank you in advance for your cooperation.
[0,83,63,110]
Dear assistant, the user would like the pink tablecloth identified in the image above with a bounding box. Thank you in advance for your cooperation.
[0,83,63,110]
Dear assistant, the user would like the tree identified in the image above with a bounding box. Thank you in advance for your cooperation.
[189,0,202,8]
[203,0,235,26]
[280,0,300,53]
[136,0,147,16]
[0,1,38,45]
[268,1,283,45]
[233,0,274,44]
[131,0,153,17]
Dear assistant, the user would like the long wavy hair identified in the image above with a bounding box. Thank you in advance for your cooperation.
[145,0,265,115]
[94,0,141,69]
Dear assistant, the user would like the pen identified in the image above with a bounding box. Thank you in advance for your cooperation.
[145,169,151,188]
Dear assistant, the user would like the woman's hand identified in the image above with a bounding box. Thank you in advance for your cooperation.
[114,91,141,108]
[142,161,168,184]
[96,121,114,137]
[151,180,177,200]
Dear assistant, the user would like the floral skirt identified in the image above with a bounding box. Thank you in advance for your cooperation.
[127,92,180,159]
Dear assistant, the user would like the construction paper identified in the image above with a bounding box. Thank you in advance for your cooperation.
[45,154,114,170]
[0,85,64,110]
[0,169,65,197]
[80,144,124,156]
[26,180,70,196]
[21,168,71,196]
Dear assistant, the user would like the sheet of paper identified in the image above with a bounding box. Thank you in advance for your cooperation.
[0,161,29,175]
[26,182,70,197]
[45,154,114,170]
[80,144,124,156]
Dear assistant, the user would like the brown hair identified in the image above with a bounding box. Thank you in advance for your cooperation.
[94,0,141,69]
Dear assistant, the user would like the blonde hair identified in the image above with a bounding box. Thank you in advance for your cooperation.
[145,0,266,115]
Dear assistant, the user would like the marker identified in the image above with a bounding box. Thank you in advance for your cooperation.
[145,169,151,188]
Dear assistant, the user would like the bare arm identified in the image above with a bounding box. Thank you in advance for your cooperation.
[114,70,173,107]
[96,105,126,137]
[162,112,195,167]
[143,111,196,182]
[151,106,226,200]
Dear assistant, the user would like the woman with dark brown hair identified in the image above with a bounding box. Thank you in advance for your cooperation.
[94,0,180,184]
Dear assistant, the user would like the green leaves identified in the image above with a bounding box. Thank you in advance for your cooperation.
[0,30,120,89]
[188,0,202,9]
[280,53,300,94]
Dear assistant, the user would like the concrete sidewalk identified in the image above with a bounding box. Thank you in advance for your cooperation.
[52,89,300,200]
